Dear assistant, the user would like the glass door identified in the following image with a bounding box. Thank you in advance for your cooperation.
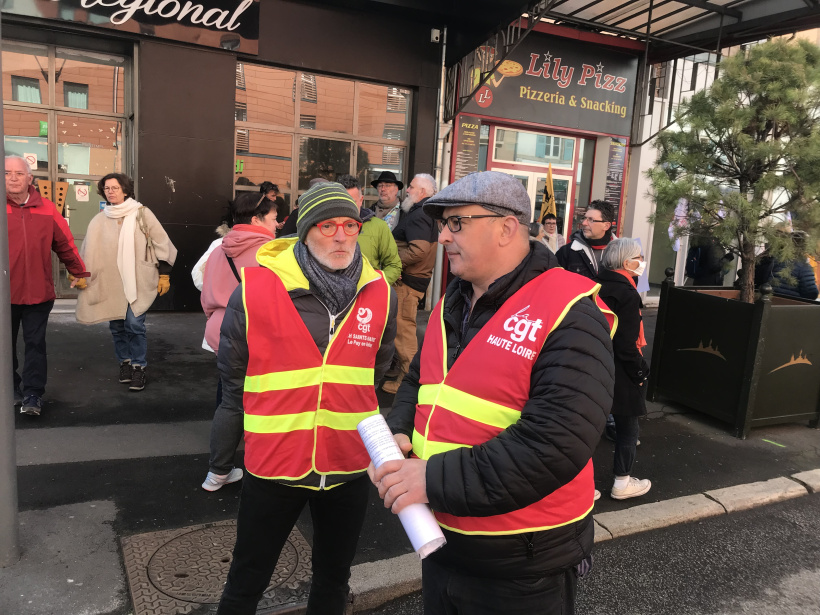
[489,168,573,240]
[3,41,131,297]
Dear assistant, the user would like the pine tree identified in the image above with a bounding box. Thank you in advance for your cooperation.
[649,38,820,303]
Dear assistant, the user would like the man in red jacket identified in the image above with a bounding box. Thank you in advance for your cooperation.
[5,155,88,416]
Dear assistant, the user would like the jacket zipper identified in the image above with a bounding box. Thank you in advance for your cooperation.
[313,282,373,490]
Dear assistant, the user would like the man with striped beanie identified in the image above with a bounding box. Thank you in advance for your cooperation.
[216,181,397,614]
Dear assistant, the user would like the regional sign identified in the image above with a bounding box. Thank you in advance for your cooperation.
[1,0,260,54]
[463,33,639,137]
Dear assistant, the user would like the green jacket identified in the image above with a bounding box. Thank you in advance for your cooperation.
[358,213,402,285]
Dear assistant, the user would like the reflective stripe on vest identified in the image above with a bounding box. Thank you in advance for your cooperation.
[242,253,390,480]
[412,268,617,535]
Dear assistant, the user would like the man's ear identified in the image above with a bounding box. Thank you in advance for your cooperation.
[499,216,521,244]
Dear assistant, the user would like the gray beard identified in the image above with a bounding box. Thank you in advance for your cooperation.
[401,195,416,213]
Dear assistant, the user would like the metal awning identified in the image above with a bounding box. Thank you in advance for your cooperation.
[309,0,820,66]
[539,0,820,62]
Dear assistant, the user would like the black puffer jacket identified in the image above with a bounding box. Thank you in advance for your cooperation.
[556,230,600,279]
[596,268,648,417]
[387,242,614,579]
[392,197,439,293]
[218,264,397,489]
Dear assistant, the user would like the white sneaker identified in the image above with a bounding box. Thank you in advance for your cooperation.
[594,489,601,501]
[611,477,651,500]
[202,468,244,492]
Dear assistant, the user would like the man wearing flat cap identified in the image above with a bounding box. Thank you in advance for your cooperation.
[369,170,403,231]
[370,171,616,615]
[216,181,397,615]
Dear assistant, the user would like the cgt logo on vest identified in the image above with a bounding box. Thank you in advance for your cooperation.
[486,306,542,360]
[357,307,373,334]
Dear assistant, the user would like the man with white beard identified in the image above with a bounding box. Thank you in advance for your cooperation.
[382,173,439,394]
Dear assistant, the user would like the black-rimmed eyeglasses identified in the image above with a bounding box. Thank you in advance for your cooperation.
[436,214,504,233]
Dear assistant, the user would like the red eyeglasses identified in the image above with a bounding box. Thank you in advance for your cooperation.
[315,220,362,237]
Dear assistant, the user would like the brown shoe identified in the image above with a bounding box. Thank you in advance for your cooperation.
[381,379,401,395]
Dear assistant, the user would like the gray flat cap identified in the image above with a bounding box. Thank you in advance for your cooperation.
[423,171,532,224]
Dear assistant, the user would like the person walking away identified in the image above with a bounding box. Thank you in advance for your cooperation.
[596,238,652,500]
[371,171,616,615]
[6,155,89,416]
[337,173,401,285]
[200,192,278,491]
[381,173,439,394]
[216,181,397,614]
[556,200,616,279]
[75,173,177,391]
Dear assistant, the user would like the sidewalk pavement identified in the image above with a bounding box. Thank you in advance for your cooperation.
[1,306,818,615]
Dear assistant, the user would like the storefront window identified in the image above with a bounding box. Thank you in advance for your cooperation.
[4,109,49,173]
[3,40,131,298]
[57,115,123,176]
[234,63,411,206]
[301,74,355,134]
[298,137,351,190]
[237,64,295,127]
[235,130,293,191]
[493,127,575,169]
[3,42,49,105]
[357,143,405,198]
[358,83,411,140]
[55,48,125,114]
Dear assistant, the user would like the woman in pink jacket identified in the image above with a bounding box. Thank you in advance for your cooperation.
[200,191,278,491]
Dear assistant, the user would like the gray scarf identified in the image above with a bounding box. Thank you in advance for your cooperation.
[293,240,363,315]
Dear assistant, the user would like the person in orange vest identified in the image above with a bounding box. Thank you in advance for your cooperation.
[370,171,615,615]
[216,181,397,615]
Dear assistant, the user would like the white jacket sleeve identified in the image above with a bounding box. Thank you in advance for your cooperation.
[192,238,223,291]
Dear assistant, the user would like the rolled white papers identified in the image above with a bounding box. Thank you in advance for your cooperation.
[357,414,447,559]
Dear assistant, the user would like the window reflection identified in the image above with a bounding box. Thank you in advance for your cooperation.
[4,109,49,172]
[235,63,410,201]
[237,64,295,127]
[55,48,125,114]
[494,128,575,168]
[299,137,350,190]
[358,83,410,140]
[57,115,123,175]
[3,43,49,105]
[234,130,293,195]
[357,144,405,197]
[300,74,354,134]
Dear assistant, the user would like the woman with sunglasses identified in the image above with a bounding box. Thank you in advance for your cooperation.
[200,191,279,491]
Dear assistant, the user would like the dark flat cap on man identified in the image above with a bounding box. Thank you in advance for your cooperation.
[370,171,404,191]
[422,171,532,224]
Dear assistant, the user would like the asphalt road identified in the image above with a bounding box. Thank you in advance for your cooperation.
[368,493,820,614]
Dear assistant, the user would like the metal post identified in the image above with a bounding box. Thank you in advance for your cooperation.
[0,11,21,567]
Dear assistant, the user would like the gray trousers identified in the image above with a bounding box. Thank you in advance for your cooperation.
[209,378,244,474]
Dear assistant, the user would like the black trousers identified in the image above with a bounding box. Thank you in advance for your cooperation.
[11,301,54,398]
[217,474,370,615]
[422,558,578,615]
[613,414,640,477]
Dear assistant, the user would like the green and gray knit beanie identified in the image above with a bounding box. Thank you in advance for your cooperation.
[296,181,361,242]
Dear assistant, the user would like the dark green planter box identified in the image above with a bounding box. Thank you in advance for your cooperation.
[647,274,820,438]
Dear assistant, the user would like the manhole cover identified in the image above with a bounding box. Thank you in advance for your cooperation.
[123,520,312,614]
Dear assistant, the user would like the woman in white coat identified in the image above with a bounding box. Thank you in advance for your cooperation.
[75,173,177,391]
